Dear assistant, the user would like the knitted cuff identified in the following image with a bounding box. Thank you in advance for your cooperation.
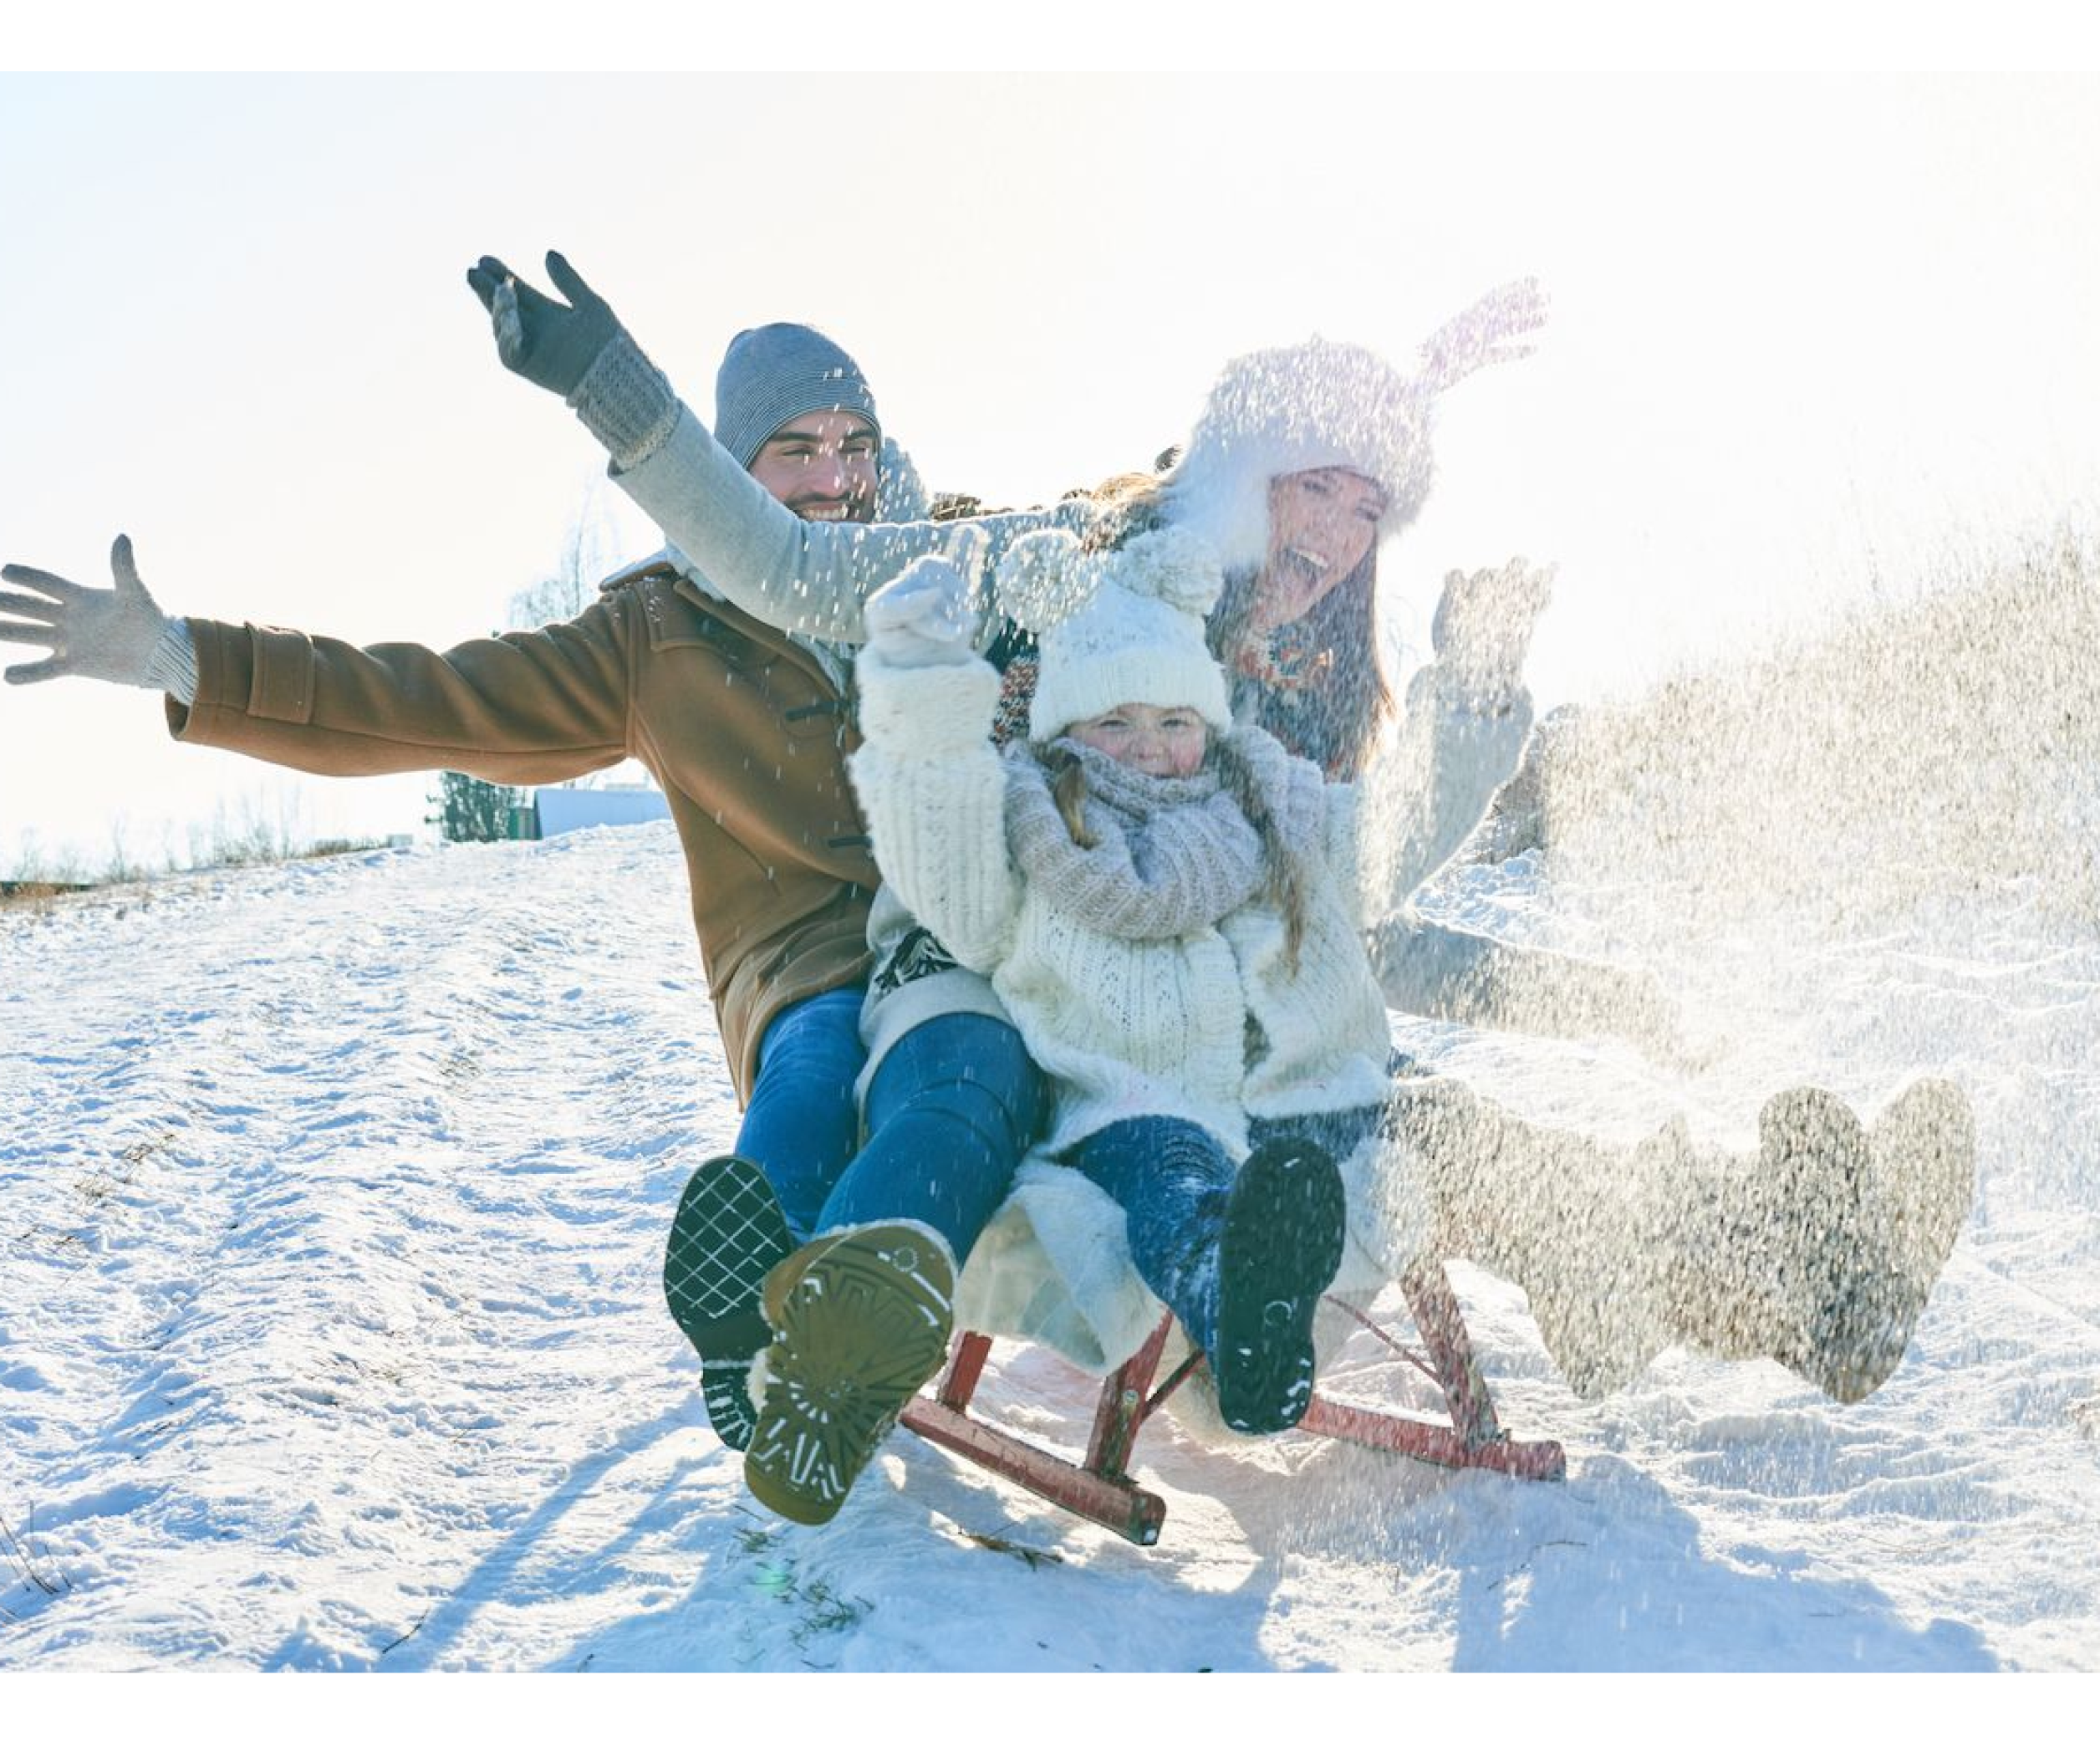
[567,331,681,471]
[145,617,198,703]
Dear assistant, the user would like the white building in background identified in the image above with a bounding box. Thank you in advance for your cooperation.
[528,784,670,839]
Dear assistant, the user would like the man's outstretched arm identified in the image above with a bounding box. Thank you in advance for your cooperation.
[3,537,633,784]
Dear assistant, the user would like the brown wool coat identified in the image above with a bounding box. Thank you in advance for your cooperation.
[167,562,876,1101]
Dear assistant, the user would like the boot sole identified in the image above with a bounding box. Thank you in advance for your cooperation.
[662,1154,793,1450]
[1212,1141,1347,1435]
[745,1224,954,1525]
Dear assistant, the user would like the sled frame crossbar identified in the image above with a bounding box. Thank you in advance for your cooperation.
[898,1262,1566,1546]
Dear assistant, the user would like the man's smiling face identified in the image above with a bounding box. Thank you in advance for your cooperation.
[747,411,879,523]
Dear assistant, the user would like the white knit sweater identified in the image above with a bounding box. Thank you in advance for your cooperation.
[851,649,1422,1160]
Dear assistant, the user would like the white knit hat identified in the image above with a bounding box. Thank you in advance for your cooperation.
[1162,336,1433,579]
[996,526,1231,742]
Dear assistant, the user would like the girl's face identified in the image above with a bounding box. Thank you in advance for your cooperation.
[1067,702,1210,779]
[1250,467,1387,633]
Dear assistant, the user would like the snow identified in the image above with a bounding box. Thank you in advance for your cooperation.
[3,814,2097,1676]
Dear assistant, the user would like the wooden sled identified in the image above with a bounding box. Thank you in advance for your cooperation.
[900,1261,1566,1546]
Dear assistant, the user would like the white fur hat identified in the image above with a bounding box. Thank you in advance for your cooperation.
[1161,336,1435,579]
[996,526,1231,742]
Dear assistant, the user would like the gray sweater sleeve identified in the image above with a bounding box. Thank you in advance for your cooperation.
[611,405,1096,643]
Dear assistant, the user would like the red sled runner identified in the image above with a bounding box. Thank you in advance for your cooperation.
[900,1258,1566,1546]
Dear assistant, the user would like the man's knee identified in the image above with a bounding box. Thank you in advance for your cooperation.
[755,989,865,1090]
[871,1013,1047,1137]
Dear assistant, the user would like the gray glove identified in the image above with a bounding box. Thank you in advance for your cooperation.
[0,535,188,692]
[466,250,676,467]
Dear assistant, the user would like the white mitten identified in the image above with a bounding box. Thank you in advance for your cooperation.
[1430,556,1553,706]
[864,554,979,669]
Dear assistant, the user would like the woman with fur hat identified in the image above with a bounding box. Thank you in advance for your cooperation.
[471,255,1634,1051]
[1155,283,1547,783]
[1083,293,1682,1045]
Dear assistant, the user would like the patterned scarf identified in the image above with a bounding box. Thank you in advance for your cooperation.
[1232,620,1334,707]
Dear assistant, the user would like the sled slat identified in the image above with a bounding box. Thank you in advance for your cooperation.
[1297,1394,1567,1480]
[935,1330,994,1411]
[900,1395,1168,1545]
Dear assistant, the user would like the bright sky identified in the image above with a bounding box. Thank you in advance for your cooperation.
[6,65,2100,874]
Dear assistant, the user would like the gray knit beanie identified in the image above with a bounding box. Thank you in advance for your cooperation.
[714,323,881,467]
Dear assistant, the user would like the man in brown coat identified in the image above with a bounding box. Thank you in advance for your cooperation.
[0,319,1053,1461]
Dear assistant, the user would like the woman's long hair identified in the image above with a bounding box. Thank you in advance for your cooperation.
[1083,478,1395,782]
[1207,549,1394,783]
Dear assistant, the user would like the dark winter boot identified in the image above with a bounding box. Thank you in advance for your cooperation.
[743,1221,955,1526]
[1754,1086,1899,1402]
[1211,1138,1348,1435]
[661,1154,795,1452]
[1669,1085,1934,1404]
[1799,1076,1975,1401]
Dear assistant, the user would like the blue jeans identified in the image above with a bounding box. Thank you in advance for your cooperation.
[734,988,868,1242]
[1070,1106,1389,1355]
[818,1013,1048,1264]
[1070,1117,1234,1355]
[738,995,1047,1262]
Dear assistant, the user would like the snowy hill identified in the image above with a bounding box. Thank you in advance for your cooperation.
[3,824,2097,1672]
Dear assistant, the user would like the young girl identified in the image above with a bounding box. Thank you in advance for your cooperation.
[737,524,1387,1524]
[860,525,1405,1423]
